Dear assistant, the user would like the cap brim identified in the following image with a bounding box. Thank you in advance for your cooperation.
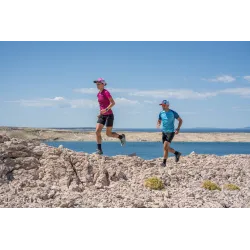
[93,80,98,83]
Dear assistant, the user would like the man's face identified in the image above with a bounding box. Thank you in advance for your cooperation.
[161,104,169,109]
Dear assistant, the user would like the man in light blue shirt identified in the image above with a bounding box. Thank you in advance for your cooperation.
[157,100,183,167]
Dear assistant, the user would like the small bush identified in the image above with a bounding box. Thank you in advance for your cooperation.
[144,177,164,190]
[202,180,221,191]
[224,184,240,191]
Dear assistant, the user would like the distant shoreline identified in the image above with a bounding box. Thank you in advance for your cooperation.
[1,127,250,142]
[1,126,250,133]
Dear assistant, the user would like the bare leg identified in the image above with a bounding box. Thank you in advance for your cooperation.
[106,126,121,139]
[163,141,169,160]
[167,142,181,162]
[168,147,176,154]
[96,123,104,144]
[106,126,126,146]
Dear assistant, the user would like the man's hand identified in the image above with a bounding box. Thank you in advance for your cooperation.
[175,117,182,135]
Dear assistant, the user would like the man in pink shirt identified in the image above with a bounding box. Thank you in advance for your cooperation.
[94,78,126,155]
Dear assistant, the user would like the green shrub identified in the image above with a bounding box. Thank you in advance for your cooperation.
[202,180,221,191]
[144,177,164,190]
[224,184,240,191]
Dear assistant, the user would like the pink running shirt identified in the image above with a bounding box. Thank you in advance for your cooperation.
[97,89,113,115]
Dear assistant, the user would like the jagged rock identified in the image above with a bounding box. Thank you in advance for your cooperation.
[94,169,110,188]
[0,135,250,208]
[0,134,10,143]
[128,153,137,157]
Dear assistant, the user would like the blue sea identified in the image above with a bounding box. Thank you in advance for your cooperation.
[46,141,250,160]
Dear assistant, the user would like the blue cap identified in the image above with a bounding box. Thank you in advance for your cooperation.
[159,100,170,105]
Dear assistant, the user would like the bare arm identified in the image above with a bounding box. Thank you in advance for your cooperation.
[157,119,161,128]
[100,97,115,114]
[107,97,115,110]
[175,117,183,134]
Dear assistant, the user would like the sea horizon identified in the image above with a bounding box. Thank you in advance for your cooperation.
[2,126,250,133]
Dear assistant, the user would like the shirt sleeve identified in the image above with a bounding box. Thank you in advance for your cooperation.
[104,90,112,99]
[172,110,180,119]
[158,113,162,120]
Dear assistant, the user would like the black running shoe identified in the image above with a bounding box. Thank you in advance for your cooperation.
[160,162,166,167]
[175,152,181,162]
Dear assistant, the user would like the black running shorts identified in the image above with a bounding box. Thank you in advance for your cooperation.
[162,132,175,143]
[97,114,114,127]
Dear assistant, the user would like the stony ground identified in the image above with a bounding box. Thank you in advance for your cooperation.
[1,134,250,208]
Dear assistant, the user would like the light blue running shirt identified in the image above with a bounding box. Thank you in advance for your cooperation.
[158,109,179,133]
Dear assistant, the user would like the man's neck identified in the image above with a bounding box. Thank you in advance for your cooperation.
[163,108,170,112]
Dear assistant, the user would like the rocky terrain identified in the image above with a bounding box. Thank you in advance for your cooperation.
[1,127,250,142]
[1,134,250,208]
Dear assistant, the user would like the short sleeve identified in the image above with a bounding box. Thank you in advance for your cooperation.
[104,90,112,99]
[172,110,179,119]
[158,113,162,120]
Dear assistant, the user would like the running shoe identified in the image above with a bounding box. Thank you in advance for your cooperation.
[175,152,181,162]
[95,149,103,155]
[120,134,126,146]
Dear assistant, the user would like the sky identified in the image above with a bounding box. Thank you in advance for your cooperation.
[0,41,250,128]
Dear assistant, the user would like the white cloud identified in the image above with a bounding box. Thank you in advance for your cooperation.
[53,97,65,101]
[73,88,97,94]
[130,89,218,100]
[144,100,156,104]
[130,87,250,99]
[220,88,250,97]
[74,88,135,94]
[74,87,219,100]
[70,99,97,108]
[5,97,97,109]
[6,86,250,111]
[9,100,55,107]
[114,97,140,105]
[6,96,139,108]
[243,76,250,82]
[203,75,236,83]
[109,88,135,93]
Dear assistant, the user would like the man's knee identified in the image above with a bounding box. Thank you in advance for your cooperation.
[164,143,169,150]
